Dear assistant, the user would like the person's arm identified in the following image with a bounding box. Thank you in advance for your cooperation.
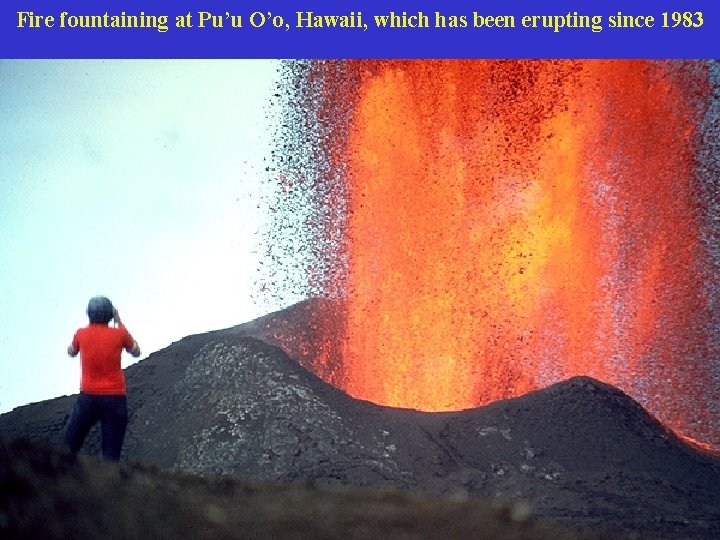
[115,309,142,357]
[67,333,79,357]
[127,340,141,358]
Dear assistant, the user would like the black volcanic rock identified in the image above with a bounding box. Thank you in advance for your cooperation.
[1,301,719,539]
[0,438,605,540]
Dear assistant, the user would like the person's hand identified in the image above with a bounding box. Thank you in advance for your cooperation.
[67,344,78,357]
[113,308,122,326]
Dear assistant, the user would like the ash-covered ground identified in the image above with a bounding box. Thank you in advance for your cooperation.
[1,437,610,540]
[2,301,719,539]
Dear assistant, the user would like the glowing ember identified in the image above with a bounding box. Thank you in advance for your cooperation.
[264,60,720,450]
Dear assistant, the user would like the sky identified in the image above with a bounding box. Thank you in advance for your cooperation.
[0,60,290,413]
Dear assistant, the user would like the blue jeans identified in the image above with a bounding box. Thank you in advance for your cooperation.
[64,393,128,461]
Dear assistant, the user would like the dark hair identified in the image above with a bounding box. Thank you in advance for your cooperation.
[87,296,114,324]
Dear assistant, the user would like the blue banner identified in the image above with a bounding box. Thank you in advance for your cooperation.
[2,0,718,58]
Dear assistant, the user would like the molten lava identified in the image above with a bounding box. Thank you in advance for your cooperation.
[269,60,718,449]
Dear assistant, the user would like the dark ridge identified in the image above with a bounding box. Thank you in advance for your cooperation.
[1,300,719,539]
[0,437,609,540]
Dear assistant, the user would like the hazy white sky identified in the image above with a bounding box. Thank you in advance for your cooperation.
[0,60,287,412]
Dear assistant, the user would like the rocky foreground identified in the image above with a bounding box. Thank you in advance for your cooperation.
[1,303,719,539]
[2,436,614,540]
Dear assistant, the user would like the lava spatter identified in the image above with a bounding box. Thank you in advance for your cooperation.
[264,60,719,450]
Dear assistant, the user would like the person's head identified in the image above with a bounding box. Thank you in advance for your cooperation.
[87,296,114,324]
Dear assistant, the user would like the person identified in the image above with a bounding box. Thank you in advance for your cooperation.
[64,296,141,461]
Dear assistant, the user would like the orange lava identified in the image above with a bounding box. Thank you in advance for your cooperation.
[327,61,712,426]
[677,432,719,455]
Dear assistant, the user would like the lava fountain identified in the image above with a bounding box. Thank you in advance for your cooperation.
[263,60,720,449]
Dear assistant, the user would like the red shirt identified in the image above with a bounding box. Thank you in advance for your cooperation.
[71,324,135,395]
